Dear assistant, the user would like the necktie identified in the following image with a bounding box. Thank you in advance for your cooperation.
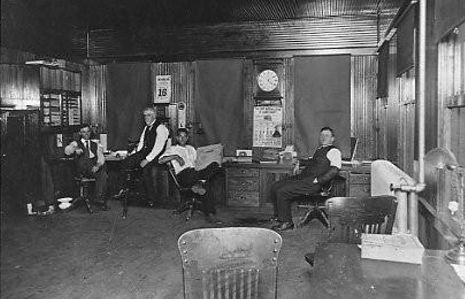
[86,141,91,157]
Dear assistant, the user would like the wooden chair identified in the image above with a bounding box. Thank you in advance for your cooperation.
[167,162,203,221]
[326,195,398,244]
[178,227,283,299]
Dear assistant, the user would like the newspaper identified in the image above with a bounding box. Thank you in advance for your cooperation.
[195,144,223,171]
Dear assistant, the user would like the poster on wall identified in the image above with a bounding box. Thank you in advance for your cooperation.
[154,75,171,103]
[253,105,283,148]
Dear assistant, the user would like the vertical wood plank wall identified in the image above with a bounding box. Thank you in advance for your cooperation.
[151,62,195,139]
[351,55,377,160]
[0,64,40,109]
[81,65,107,130]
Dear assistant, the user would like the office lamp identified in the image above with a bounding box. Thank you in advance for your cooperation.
[425,148,465,265]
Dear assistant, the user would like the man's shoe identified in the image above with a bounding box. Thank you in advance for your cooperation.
[147,201,155,208]
[272,221,294,232]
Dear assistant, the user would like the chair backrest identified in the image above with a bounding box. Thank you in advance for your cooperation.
[178,227,283,299]
[326,195,398,244]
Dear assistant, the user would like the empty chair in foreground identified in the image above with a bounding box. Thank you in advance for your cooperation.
[326,195,398,244]
[177,227,283,299]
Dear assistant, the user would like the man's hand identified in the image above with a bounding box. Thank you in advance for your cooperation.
[175,155,185,166]
[91,165,100,173]
[75,148,84,155]
[140,159,149,168]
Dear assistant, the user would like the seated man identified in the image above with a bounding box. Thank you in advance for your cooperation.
[158,128,221,223]
[64,123,109,210]
[270,127,342,231]
[121,107,170,207]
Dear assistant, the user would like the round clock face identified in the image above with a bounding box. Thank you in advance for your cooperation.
[257,69,279,92]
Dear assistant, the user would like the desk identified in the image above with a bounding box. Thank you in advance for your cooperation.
[224,163,296,208]
[311,243,465,299]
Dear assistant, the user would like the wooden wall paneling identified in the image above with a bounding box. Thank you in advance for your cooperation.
[283,58,294,147]
[351,55,377,160]
[82,65,107,130]
[0,64,40,109]
[385,35,400,165]
[152,62,195,139]
[243,59,254,149]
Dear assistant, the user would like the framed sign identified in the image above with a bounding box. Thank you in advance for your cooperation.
[253,105,283,148]
[154,75,171,103]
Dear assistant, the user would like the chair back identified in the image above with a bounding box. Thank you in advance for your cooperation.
[326,195,398,244]
[178,227,283,299]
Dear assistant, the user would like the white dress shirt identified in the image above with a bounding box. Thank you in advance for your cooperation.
[160,145,197,174]
[136,121,169,162]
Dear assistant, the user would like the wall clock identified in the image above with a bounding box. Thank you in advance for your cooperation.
[257,69,279,92]
[253,61,283,98]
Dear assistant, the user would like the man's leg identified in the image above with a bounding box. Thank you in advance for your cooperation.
[194,162,220,181]
[142,163,158,206]
[275,178,321,224]
[270,175,302,219]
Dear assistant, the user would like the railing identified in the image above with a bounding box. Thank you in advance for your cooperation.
[371,160,425,235]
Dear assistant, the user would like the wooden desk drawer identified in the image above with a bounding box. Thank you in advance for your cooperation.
[228,191,260,207]
[227,177,259,192]
[227,167,259,178]
[350,174,370,185]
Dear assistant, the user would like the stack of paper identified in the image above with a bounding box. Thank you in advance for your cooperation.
[361,233,425,264]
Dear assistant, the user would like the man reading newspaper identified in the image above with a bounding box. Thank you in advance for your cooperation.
[159,128,222,223]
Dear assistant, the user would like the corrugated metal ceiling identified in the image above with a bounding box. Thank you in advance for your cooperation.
[3,0,406,30]
[84,0,406,29]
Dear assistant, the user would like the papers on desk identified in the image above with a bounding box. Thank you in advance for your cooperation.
[361,233,425,264]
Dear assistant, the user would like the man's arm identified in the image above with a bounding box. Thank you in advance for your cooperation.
[159,154,185,166]
[314,148,342,185]
[144,124,169,162]
[64,141,83,156]
[96,143,105,167]
[134,127,146,153]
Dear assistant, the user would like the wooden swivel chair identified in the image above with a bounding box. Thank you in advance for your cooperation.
[178,227,283,299]
[296,175,345,228]
[326,195,398,244]
[167,162,204,221]
[305,195,398,266]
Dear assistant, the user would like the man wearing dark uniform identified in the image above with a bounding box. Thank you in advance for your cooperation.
[121,107,169,207]
[271,127,342,231]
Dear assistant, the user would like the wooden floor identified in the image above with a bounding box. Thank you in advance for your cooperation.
[1,200,328,299]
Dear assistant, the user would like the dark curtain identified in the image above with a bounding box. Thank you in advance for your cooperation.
[397,5,416,76]
[106,63,152,150]
[294,55,351,158]
[195,59,244,156]
[377,41,389,98]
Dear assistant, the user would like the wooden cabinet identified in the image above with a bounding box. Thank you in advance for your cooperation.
[225,163,295,208]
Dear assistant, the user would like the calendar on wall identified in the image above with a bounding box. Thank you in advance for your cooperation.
[154,75,171,103]
[253,105,283,148]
